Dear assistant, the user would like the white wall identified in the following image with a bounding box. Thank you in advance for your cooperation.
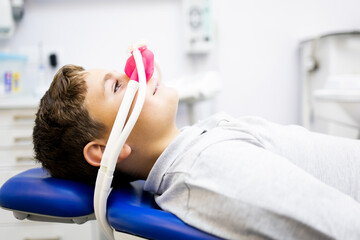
[214,0,360,124]
[1,0,360,125]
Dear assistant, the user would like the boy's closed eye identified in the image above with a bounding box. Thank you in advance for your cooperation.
[113,80,121,93]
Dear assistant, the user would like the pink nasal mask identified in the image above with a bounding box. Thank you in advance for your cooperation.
[124,45,154,82]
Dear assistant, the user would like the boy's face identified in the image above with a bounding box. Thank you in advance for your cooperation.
[84,69,179,145]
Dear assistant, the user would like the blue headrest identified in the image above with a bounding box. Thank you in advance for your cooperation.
[0,168,94,218]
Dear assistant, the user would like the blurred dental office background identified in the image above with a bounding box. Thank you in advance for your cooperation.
[1,0,360,127]
[1,0,360,239]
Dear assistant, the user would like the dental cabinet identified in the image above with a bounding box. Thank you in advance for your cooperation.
[300,32,360,139]
[0,98,98,240]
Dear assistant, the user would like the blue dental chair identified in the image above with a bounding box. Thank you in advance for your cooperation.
[0,168,220,240]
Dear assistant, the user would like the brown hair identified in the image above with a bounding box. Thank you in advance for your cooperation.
[33,64,133,186]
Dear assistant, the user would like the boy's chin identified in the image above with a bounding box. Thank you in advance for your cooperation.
[169,89,180,115]
[168,86,179,103]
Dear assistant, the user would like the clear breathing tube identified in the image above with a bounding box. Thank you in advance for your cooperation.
[94,47,148,240]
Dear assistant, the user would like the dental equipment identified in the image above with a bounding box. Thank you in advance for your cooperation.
[95,45,154,240]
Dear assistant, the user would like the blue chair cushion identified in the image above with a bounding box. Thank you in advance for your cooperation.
[0,168,94,218]
[0,168,221,239]
[107,181,221,240]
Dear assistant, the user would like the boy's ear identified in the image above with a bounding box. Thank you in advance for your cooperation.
[83,140,132,167]
[83,140,105,167]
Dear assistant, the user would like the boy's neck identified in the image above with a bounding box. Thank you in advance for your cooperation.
[142,125,181,179]
[120,125,180,180]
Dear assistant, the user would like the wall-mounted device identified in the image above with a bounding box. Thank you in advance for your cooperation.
[0,0,24,39]
[0,0,14,38]
[182,0,214,55]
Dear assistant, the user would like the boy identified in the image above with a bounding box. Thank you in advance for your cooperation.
[33,64,360,240]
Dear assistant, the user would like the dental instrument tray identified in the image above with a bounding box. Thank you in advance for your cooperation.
[0,168,220,240]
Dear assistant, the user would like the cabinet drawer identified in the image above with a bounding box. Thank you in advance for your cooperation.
[0,125,33,147]
[0,147,35,167]
[0,221,96,240]
[0,108,37,127]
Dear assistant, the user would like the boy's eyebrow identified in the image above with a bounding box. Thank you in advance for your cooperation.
[102,72,114,94]
[103,72,113,82]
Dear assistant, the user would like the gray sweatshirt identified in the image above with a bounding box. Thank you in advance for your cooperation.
[144,113,360,240]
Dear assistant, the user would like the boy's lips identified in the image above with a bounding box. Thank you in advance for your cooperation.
[152,78,161,95]
[153,83,160,95]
